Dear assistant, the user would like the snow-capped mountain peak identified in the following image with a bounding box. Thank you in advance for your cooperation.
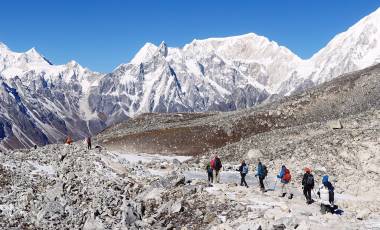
[130,42,158,64]
[157,41,168,57]
[0,42,10,51]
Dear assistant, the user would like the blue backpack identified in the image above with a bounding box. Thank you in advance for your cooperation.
[242,165,249,174]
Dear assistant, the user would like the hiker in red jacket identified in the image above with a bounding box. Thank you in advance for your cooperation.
[65,135,73,145]
[211,154,222,183]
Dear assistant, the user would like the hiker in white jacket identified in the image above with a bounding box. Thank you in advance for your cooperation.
[317,175,335,214]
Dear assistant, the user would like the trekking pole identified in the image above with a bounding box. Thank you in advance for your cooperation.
[312,189,318,200]
[273,179,278,191]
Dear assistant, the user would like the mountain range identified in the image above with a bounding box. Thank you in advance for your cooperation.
[0,7,379,150]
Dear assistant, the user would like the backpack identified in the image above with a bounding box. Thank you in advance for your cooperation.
[242,165,248,174]
[306,174,314,187]
[283,169,291,182]
[262,165,268,178]
[214,158,222,170]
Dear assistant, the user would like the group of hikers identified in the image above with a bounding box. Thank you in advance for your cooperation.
[206,155,337,214]
[65,135,92,150]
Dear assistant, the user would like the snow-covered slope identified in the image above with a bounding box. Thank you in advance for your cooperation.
[277,7,380,95]
[0,45,105,150]
[89,34,301,121]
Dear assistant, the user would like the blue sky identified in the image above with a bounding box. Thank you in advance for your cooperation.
[0,0,379,72]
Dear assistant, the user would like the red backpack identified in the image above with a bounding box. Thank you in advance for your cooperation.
[283,169,291,182]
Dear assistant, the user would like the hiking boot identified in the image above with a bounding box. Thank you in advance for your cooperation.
[279,193,286,197]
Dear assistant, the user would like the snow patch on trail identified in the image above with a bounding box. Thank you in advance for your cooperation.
[113,152,192,164]
[27,160,55,176]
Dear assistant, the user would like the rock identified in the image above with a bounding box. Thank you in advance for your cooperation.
[328,120,343,129]
[278,203,289,212]
[83,217,105,230]
[235,204,245,212]
[274,217,299,229]
[171,200,183,213]
[356,208,371,220]
[124,201,143,225]
[296,220,311,230]
[194,209,203,217]
[172,159,181,165]
[203,212,217,223]
[37,201,65,221]
[299,210,313,217]
[172,175,186,187]
[246,149,262,160]
[273,223,286,230]
[228,183,238,188]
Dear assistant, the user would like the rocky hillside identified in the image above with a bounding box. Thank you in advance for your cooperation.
[0,131,379,229]
[92,64,380,228]
[97,63,380,155]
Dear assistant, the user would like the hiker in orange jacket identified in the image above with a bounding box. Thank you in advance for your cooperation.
[65,135,73,145]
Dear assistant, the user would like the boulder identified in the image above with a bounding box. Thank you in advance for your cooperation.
[356,208,371,220]
[83,217,105,230]
[171,200,183,213]
[172,159,181,165]
[172,175,186,187]
[273,224,286,230]
[203,212,217,224]
[328,120,343,129]
[246,149,262,160]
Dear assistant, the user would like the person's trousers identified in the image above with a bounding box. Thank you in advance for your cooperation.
[240,173,248,187]
[208,172,213,183]
[259,176,265,190]
[213,170,221,183]
[280,182,289,195]
[303,187,312,201]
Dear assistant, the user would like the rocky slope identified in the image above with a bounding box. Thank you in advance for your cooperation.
[91,64,380,228]
[96,63,380,155]
[0,131,379,229]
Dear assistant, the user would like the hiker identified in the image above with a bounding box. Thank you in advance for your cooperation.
[33,145,37,150]
[255,160,266,191]
[86,136,92,150]
[237,160,249,187]
[317,175,335,214]
[277,165,293,199]
[206,161,213,184]
[211,154,222,183]
[65,135,73,145]
[302,167,315,204]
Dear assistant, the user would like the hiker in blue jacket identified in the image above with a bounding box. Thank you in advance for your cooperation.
[237,160,249,188]
[255,160,265,191]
